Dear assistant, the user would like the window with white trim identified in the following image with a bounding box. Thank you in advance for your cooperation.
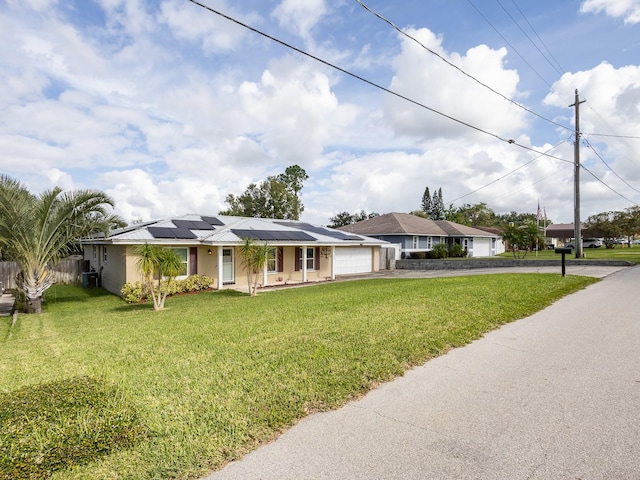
[267,248,277,273]
[170,248,188,277]
[299,247,315,270]
[103,246,108,262]
[427,237,433,249]
[93,245,97,260]
[412,236,419,249]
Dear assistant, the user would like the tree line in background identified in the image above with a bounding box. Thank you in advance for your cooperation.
[584,206,640,248]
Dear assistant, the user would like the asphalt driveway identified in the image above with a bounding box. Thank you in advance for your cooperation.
[205,265,639,479]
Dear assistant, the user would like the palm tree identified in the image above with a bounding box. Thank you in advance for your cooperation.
[135,243,183,310]
[0,175,124,313]
[237,237,270,296]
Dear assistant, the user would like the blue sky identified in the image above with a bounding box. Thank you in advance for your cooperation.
[1,0,639,225]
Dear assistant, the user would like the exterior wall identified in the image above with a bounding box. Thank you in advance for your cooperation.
[89,244,127,295]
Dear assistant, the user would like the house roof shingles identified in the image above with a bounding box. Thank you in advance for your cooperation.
[337,212,500,238]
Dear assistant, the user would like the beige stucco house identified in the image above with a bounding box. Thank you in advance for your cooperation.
[82,214,387,295]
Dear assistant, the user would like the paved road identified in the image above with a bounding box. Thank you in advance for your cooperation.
[205,266,639,479]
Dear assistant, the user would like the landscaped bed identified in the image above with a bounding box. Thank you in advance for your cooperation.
[0,274,597,480]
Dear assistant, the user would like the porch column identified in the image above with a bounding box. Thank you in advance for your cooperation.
[302,245,308,283]
[263,262,268,287]
[217,247,224,290]
[330,246,336,280]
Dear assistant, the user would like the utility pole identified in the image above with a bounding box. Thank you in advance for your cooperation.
[570,89,586,259]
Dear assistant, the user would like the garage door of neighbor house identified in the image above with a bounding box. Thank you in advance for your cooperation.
[334,247,373,275]
[472,238,492,257]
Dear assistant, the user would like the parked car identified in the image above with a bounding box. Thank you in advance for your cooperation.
[565,238,602,249]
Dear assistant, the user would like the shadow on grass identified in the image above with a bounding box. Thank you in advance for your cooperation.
[109,288,249,312]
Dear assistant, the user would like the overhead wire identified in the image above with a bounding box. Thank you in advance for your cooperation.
[447,139,568,204]
[186,0,571,164]
[353,0,573,132]
[580,164,638,205]
[496,0,564,78]
[583,137,640,194]
[509,0,566,76]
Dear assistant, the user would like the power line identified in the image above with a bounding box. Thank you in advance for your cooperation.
[186,0,570,164]
[353,0,573,132]
[583,137,640,194]
[580,164,638,205]
[585,133,640,139]
[447,139,569,204]
[509,0,566,76]
[496,0,564,78]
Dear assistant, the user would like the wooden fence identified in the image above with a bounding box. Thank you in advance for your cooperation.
[0,256,86,291]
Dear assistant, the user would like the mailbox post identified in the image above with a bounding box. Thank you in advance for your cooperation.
[555,247,572,277]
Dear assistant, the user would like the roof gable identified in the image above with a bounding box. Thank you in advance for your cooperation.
[338,213,499,238]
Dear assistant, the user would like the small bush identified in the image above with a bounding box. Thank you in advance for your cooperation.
[429,243,449,259]
[0,376,147,480]
[120,281,147,304]
[120,275,214,304]
[449,244,467,258]
[408,252,426,259]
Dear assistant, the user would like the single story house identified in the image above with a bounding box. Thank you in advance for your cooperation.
[336,212,504,258]
[82,214,387,296]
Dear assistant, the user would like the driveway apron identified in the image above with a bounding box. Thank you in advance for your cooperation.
[205,266,640,480]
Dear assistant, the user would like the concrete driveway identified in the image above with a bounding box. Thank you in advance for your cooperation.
[205,265,639,479]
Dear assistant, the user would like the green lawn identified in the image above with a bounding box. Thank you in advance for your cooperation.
[498,245,640,263]
[1,274,598,479]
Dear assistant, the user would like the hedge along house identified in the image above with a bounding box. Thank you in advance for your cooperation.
[337,212,504,258]
[82,214,387,296]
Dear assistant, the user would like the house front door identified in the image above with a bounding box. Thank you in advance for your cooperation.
[222,248,234,284]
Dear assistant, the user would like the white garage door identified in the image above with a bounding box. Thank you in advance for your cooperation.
[471,238,491,257]
[334,247,373,275]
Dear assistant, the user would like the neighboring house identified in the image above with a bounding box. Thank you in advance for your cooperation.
[337,212,504,258]
[545,223,584,248]
[82,214,387,296]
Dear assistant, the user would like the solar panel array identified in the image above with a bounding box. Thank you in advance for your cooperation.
[275,222,363,241]
[231,229,316,241]
[201,216,225,226]
[173,219,215,230]
[147,227,197,239]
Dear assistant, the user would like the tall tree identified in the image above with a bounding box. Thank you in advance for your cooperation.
[431,188,445,220]
[0,175,123,313]
[421,187,432,217]
[135,243,184,310]
[278,165,308,220]
[220,165,308,220]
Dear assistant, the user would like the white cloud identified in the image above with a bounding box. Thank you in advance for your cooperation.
[237,56,359,167]
[385,28,526,142]
[272,0,327,41]
[158,0,260,54]
[580,0,640,24]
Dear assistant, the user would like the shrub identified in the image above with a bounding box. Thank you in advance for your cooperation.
[408,252,426,259]
[449,243,467,258]
[120,281,147,304]
[429,243,449,259]
[0,376,147,480]
[120,275,214,304]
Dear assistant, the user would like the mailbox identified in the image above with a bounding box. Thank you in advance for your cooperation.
[555,248,572,254]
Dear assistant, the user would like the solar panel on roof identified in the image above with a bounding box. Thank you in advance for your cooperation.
[232,229,316,241]
[275,222,362,241]
[202,216,225,226]
[173,220,215,230]
[148,227,197,239]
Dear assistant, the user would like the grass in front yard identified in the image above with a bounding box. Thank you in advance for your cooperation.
[498,246,640,263]
[0,274,597,479]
